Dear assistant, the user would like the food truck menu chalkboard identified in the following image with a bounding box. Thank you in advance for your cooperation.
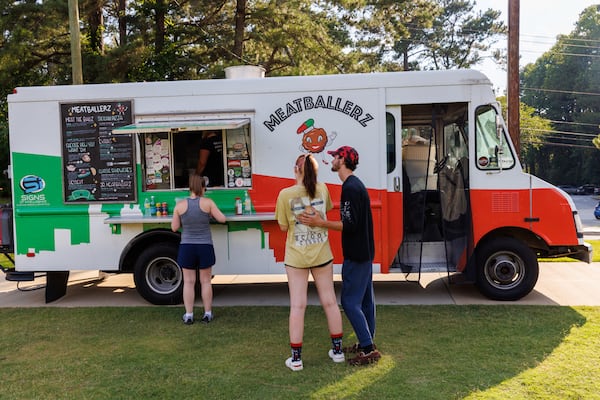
[61,101,135,203]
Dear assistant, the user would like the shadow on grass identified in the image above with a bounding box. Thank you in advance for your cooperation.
[0,305,589,399]
[370,306,588,399]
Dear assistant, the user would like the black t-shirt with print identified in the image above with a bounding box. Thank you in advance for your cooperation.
[340,175,375,262]
[199,134,224,187]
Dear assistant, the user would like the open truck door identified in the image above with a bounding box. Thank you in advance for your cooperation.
[389,103,471,280]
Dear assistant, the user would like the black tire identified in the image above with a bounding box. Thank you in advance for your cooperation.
[133,243,183,305]
[475,237,539,301]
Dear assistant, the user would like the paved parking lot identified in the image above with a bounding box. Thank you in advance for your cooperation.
[1,261,600,307]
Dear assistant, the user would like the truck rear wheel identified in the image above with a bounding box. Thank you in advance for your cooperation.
[475,237,539,301]
[133,243,183,305]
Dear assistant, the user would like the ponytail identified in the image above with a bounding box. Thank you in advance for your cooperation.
[302,154,318,199]
[189,173,206,196]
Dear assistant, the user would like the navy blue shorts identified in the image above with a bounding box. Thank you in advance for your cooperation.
[177,243,216,269]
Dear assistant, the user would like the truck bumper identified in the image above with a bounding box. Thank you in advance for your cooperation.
[570,243,593,263]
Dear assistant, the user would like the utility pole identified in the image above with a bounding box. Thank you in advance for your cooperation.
[507,0,520,156]
[68,0,83,85]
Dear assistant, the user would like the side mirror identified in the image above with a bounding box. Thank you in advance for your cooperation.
[495,115,502,139]
[495,114,504,154]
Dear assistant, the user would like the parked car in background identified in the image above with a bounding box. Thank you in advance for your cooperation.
[576,184,597,195]
[595,202,600,219]
[558,185,579,195]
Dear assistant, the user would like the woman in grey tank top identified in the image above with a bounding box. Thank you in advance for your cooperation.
[172,174,226,324]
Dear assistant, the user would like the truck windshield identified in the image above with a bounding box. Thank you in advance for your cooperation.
[475,105,515,170]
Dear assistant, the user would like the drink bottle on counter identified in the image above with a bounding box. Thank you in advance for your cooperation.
[243,190,252,214]
[150,196,156,215]
[235,197,242,215]
[144,198,151,216]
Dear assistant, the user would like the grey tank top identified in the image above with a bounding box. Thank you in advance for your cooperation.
[180,197,213,245]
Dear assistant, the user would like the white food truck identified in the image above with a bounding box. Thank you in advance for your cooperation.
[1,68,591,304]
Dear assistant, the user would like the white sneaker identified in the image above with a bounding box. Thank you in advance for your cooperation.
[182,314,194,325]
[285,357,303,371]
[328,349,345,363]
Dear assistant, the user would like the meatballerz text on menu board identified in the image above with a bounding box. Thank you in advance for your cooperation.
[61,101,135,203]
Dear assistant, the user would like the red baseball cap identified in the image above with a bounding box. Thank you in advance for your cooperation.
[327,145,359,167]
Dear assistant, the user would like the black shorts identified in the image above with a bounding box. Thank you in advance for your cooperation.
[285,259,333,269]
[177,243,216,269]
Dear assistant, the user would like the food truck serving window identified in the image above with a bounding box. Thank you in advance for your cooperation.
[114,118,252,190]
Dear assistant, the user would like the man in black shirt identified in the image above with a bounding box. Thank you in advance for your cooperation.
[196,130,224,187]
[299,145,380,365]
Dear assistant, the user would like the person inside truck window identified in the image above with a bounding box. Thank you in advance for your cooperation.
[196,130,224,187]
[275,154,344,371]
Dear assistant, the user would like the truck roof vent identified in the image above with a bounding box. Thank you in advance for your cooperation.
[224,65,265,79]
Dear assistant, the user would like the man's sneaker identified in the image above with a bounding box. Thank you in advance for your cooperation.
[201,313,213,324]
[347,350,381,366]
[285,357,303,371]
[343,343,377,354]
[342,343,361,354]
[328,349,345,363]
[182,315,194,325]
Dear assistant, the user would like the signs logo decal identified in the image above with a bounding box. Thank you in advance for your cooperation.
[20,175,45,194]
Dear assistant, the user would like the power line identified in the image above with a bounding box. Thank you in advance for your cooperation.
[535,135,594,143]
[522,128,599,137]
[479,31,600,45]
[522,87,600,97]
[522,140,598,150]
[522,33,600,45]
[521,38,600,49]
[401,26,600,48]
[521,42,600,52]
[520,49,600,59]
[549,120,600,127]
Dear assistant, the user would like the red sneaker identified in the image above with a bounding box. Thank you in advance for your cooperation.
[347,350,381,366]
[342,343,377,354]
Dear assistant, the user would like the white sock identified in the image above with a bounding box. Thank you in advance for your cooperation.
[184,312,193,319]
[204,311,212,317]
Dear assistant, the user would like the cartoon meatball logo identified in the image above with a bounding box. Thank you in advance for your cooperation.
[297,119,336,162]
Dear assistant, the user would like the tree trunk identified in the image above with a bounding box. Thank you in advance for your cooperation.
[155,0,166,53]
[233,0,247,61]
[87,0,104,53]
[118,0,127,46]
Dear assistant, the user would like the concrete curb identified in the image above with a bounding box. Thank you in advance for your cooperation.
[2,262,600,307]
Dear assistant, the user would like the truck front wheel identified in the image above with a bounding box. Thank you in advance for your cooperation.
[475,237,539,301]
[133,243,183,305]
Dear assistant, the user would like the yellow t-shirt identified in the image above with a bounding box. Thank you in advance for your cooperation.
[275,182,333,268]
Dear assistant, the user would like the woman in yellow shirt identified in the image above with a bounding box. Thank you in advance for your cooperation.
[275,154,344,371]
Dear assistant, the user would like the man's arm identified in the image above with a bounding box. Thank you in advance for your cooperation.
[297,211,343,231]
[196,149,210,174]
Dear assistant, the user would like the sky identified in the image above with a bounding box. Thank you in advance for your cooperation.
[472,1,599,94]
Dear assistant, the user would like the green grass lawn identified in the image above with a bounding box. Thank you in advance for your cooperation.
[589,240,600,262]
[1,305,599,399]
[1,242,599,398]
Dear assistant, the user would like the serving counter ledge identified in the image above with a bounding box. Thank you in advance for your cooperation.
[104,212,276,224]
